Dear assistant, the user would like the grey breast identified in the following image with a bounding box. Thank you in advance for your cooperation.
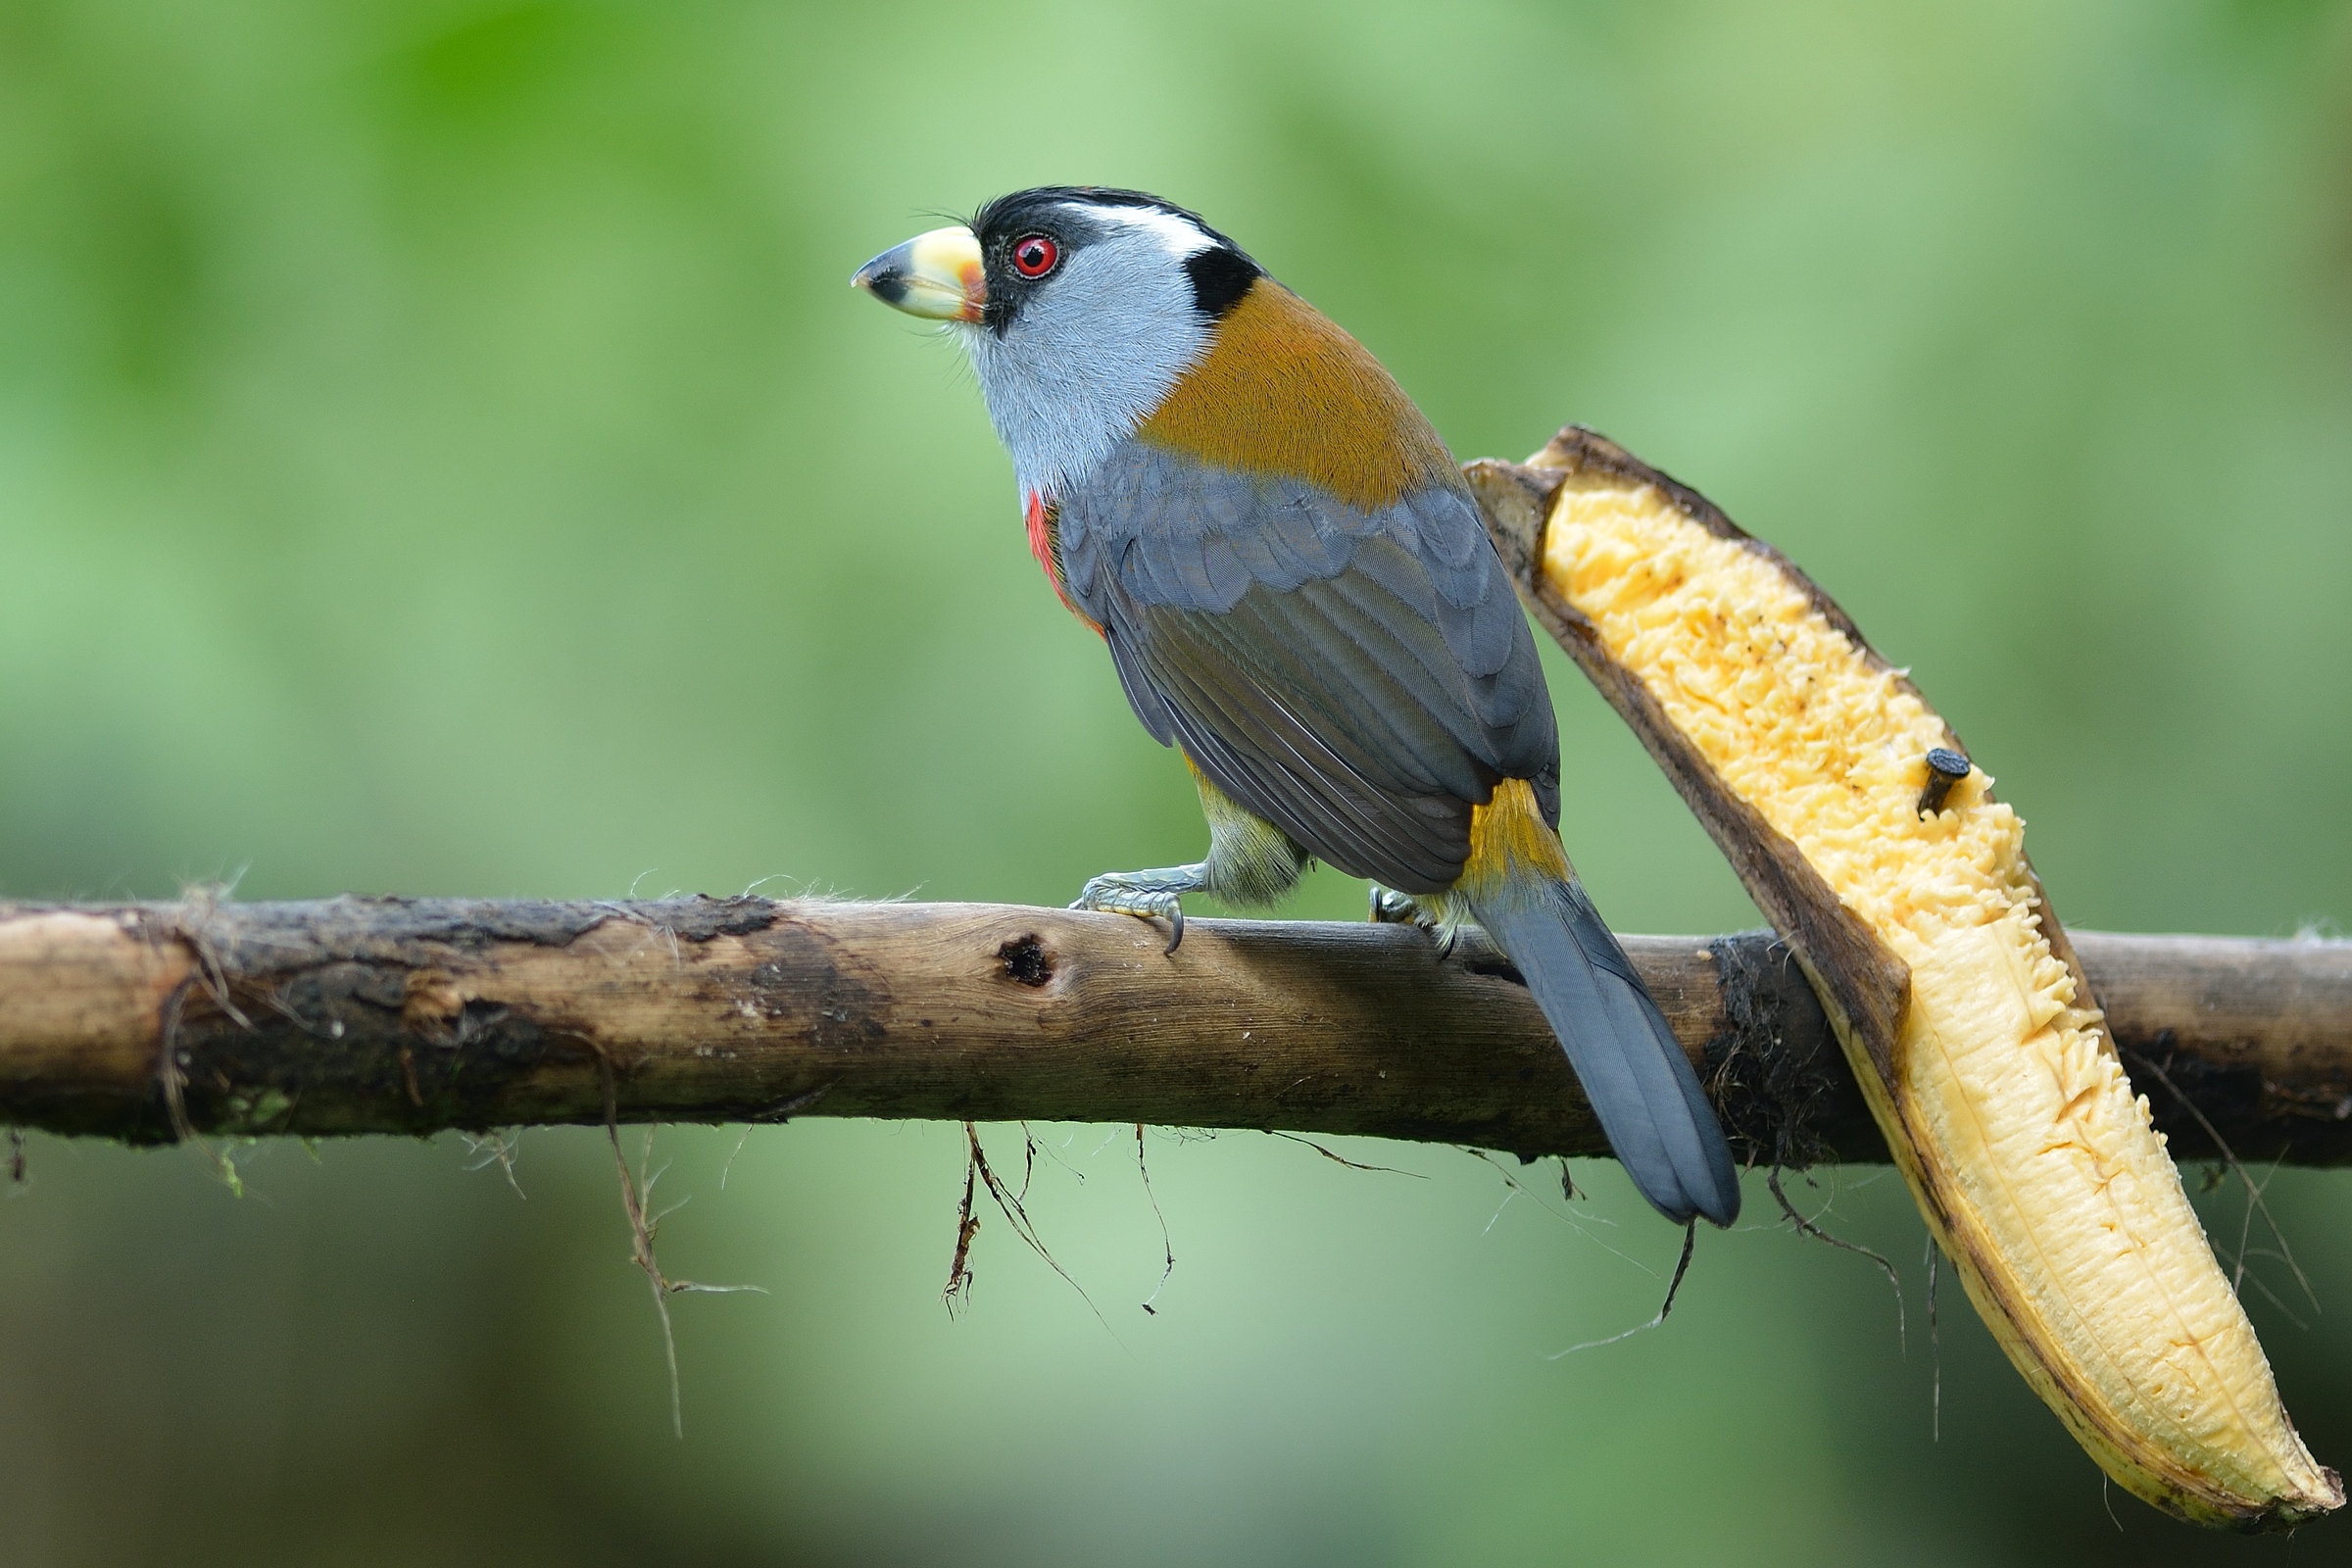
[1055,440,1559,894]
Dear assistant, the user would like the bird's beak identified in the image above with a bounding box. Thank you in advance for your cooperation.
[852,225,985,322]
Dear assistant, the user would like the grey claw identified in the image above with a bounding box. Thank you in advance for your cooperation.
[1369,885,1462,956]
[1069,869,1195,955]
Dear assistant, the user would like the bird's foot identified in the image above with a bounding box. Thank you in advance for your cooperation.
[1369,885,1461,956]
[1071,863,1207,954]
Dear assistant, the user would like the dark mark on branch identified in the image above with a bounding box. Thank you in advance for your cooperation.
[629,896,780,943]
[747,921,885,1051]
[1460,950,1526,986]
[132,894,781,979]
[1000,935,1054,988]
[2124,1029,2270,1163]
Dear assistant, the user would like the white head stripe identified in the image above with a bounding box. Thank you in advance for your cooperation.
[1087,203,1216,260]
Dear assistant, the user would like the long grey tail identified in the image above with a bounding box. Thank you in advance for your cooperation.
[1469,873,1741,1227]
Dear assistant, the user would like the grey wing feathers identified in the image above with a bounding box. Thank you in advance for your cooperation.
[1059,440,1557,893]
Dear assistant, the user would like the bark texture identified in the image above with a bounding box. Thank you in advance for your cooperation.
[1,897,2345,1166]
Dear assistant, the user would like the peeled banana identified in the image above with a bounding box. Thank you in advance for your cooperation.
[1468,427,2340,1530]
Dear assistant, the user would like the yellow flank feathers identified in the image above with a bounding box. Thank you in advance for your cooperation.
[1137,279,1457,512]
[1184,756,1311,908]
[1469,429,2339,1530]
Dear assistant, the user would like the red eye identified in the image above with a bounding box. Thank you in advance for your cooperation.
[1011,234,1059,278]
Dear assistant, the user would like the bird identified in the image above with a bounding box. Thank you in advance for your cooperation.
[853,187,1740,1228]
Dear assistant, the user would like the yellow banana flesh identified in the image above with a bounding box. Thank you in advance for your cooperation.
[1468,429,2339,1530]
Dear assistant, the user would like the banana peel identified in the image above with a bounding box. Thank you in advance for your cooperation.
[1467,426,2340,1531]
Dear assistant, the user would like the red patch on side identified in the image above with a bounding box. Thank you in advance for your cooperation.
[1025,490,1102,635]
[1023,489,1054,573]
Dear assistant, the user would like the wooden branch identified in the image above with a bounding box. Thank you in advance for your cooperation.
[3,896,2347,1167]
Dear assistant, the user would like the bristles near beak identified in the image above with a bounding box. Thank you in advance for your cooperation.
[852,225,985,322]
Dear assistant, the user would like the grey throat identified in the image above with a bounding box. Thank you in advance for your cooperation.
[956,205,1215,502]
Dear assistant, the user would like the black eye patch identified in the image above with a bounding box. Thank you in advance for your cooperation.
[973,204,1108,333]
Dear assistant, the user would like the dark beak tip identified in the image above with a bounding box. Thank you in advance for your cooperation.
[852,246,912,303]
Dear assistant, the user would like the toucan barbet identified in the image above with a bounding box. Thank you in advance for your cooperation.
[855,187,1739,1227]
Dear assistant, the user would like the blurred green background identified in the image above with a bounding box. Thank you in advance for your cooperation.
[4,0,2351,1561]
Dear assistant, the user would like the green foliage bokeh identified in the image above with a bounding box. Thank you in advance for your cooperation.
[3,2,2350,1562]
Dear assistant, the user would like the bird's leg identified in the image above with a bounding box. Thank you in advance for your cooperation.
[1073,761,1311,954]
[1368,884,1468,957]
